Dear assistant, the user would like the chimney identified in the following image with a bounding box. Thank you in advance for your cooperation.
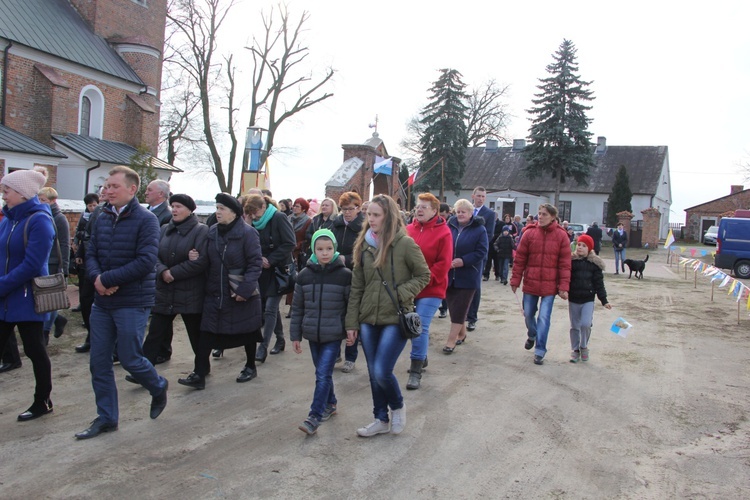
[511,139,526,152]
[730,185,744,195]
[485,139,498,152]
[595,136,607,154]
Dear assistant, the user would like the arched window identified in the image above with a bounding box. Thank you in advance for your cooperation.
[80,96,91,137]
[79,86,104,138]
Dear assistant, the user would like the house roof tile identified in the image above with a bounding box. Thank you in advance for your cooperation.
[52,134,181,172]
[0,124,66,158]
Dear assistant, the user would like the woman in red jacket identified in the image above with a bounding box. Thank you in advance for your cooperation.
[405,193,453,390]
[510,203,571,365]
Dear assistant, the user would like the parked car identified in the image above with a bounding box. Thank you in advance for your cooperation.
[703,225,718,245]
[715,218,750,279]
[567,223,589,238]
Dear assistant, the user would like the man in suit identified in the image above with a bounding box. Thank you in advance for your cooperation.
[145,180,172,227]
[466,186,495,331]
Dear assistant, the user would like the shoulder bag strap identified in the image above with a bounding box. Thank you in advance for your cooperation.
[24,212,63,270]
[374,250,403,313]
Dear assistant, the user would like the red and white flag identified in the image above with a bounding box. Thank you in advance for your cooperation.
[407,168,419,186]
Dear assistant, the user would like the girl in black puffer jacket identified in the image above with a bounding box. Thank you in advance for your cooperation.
[291,229,352,435]
[568,235,611,364]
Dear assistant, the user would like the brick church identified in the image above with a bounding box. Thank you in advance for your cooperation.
[0,0,178,199]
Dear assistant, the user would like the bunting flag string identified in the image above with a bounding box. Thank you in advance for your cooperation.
[676,256,750,311]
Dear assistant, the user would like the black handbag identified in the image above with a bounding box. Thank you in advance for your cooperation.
[24,213,70,314]
[274,262,297,296]
[375,253,421,340]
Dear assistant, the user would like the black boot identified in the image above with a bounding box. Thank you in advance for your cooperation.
[255,344,268,363]
[406,359,423,390]
[270,338,285,354]
[178,372,205,390]
[53,315,68,338]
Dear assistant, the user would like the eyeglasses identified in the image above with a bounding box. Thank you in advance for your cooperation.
[340,207,358,212]
[415,205,432,211]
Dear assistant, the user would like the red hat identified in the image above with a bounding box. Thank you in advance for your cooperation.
[577,234,594,253]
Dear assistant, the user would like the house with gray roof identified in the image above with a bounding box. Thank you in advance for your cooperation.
[0,0,178,199]
[431,137,672,239]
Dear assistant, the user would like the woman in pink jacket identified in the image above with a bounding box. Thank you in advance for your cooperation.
[510,203,571,365]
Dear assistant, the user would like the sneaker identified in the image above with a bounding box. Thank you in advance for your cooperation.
[341,361,355,373]
[524,337,535,350]
[320,404,337,422]
[438,310,447,319]
[391,405,406,434]
[570,350,580,363]
[467,321,476,331]
[299,416,320,435]
[533,355,544,365]
[581,347,589,362]
[357,419,390,437]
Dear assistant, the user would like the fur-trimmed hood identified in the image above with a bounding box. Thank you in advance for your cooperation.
[572,250,606,271]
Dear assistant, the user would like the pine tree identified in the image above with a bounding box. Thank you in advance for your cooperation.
[130,145,158,203]
[524,39,595,207]
[606,165,633,226]
[417,69,469,198]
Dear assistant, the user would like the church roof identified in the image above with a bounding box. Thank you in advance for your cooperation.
[0,124,66,158]
[326,157,363,187]
[52,134,181,172]
[0,0,144,85]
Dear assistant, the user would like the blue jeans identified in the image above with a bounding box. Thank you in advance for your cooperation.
[409,297,442,361]
[308,340,340,420]
[499,258,511,281]
[522,294,556,358]
[359,323,407,422]
[614,248,626,272]
[89,305,167,424]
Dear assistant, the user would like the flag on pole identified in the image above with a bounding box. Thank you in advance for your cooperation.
[263,159,270,189]
[407,167,419,186]
[664,228,675,248]
[373,157,392,175]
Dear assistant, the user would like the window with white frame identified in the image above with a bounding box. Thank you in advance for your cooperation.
[79,86,104,139]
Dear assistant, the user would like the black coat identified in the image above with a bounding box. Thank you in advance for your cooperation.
[586,225,603,253]
[331,212,364,269]
[200,219,263,335]
[151,202,172,226]
[493,233,516,259]
[48,203,70,275]
[568,252,608,305]
[153,215,209,315]
[256,211,296,298]
[290,257,351,344]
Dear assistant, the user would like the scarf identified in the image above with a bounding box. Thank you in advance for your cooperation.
[217,216,240,236]
[365,228,378,248]
[252,203,277,231]
[289,212,310,232]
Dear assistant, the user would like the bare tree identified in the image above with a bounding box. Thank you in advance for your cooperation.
[245,6,335,165]
[465,80,511,147]
[399,79,511,167]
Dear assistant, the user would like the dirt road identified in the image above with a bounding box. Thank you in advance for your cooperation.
[0,247,748,499]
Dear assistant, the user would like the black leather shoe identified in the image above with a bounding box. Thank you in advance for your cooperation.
[53,315,68,338]
[70,304,82,312]
[255,344,268,363]
[75,342,90,353]
[524,337,535,350]
[270,339,285,354]
[236,365,257,383]
[124,374,140,385]
[75,417,118,439]
[18,399,53,421]
[0,361,22,373]
[154,355,170,365]
[178,372,205,390]
[438,310,447,318]
[212,349,224,358]
[150,380,168,419]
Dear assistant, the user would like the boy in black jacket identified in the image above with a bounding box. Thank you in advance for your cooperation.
[492,226,516,285]
[568,235,611,363]
[291,229,353,435]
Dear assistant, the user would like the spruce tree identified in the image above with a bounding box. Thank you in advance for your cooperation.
[417,69,469,198]
[606,165,633,226]
[524,39,595,207]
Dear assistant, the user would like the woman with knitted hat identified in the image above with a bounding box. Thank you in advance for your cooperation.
[568,234,611,363]
[0,167,56,421]
[291,228,352,435]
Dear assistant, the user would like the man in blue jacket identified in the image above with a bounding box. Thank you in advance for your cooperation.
[466,186,495,331]
[75,166,168,439]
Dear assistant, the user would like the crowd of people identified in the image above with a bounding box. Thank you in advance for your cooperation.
[0,169,615,438]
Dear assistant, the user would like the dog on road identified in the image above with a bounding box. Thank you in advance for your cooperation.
[623,255,649,279]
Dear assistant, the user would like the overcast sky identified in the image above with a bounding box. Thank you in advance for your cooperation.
[168,0,750,223]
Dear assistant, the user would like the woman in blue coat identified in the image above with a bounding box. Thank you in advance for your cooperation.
[443,199,488,353]
[0,168,56,421]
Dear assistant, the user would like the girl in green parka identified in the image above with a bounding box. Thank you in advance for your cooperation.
[345,195,430,438]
